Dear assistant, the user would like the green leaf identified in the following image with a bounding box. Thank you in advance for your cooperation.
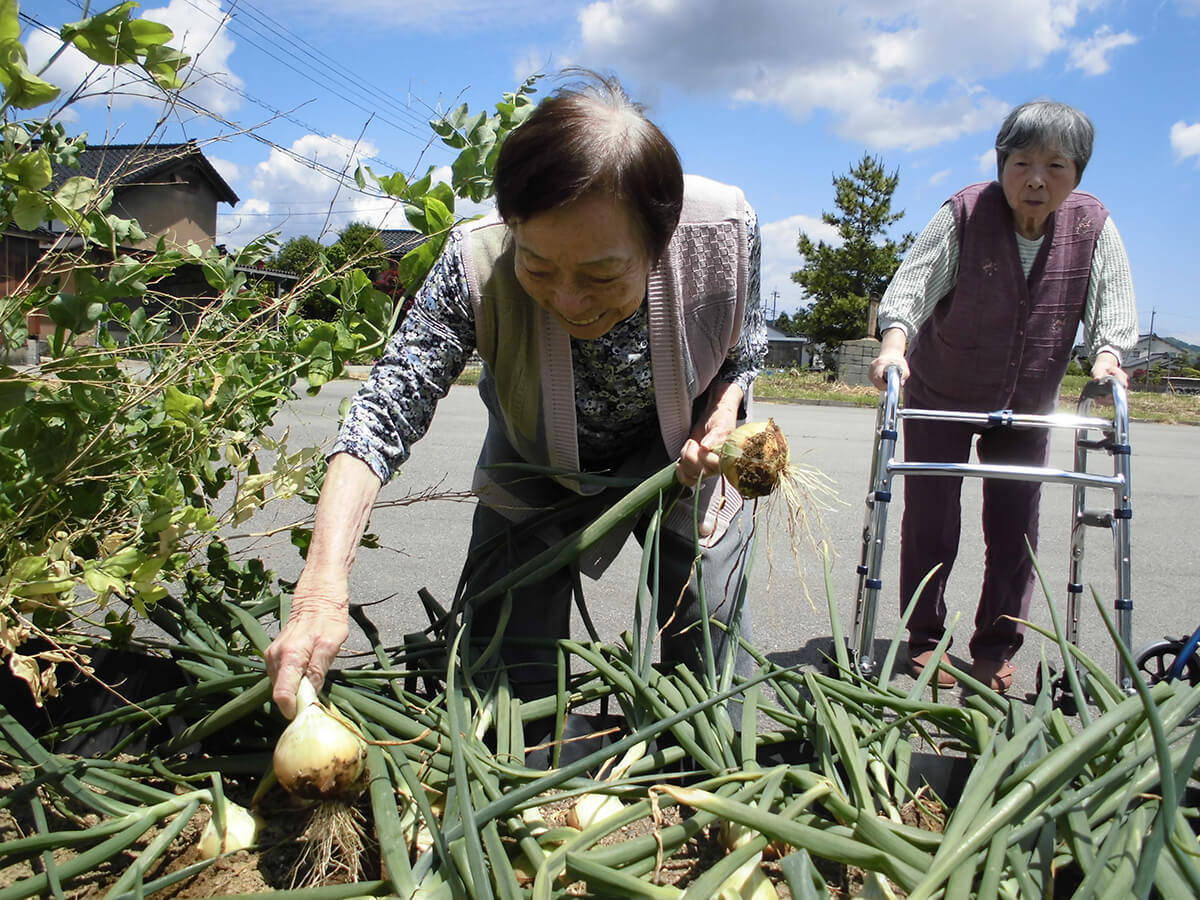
[395,237,442,288]
[46,292,104,333]
[62,2,144,65]
[374,170,409,197]
[142,44,189,90]
[17,148,52,190]
[450,147,481,193]
[126,18,174,47]
[55,175,101,211]
[0,60,61,110]
[0,378,29,415]
[164,385,204,423]
[0,0,19,44]
[11,191,48,230]
[297,323,337,388]
[423,195,454,234]
[362,287,392,334]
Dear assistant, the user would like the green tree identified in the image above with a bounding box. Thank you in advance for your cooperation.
[327,220,388,274]
[772,311,803,337]
[273,234,322,274]
[791,153,914,367]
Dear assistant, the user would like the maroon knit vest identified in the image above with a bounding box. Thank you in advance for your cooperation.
[907,181,1107,414]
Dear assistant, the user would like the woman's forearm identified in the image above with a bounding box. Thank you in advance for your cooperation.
[300,452,383,585]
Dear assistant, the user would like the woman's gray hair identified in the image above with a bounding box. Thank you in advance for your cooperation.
[995,100,1094,184]
[494,68,684,262]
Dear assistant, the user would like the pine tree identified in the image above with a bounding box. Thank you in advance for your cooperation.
[791,154,914,366]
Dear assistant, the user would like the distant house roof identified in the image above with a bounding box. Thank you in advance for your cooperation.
[379,228,426,257]
[49,140,239,206]
[765,324,807,342]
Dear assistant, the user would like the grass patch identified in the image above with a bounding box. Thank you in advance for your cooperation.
[447,366,1199,424]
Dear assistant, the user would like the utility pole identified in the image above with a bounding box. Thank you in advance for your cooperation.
[770,290,779,320]
[1148,308,1157,374]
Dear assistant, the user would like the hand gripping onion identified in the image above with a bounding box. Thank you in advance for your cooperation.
[273,677,366,801]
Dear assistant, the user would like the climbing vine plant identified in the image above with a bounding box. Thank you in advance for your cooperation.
[0,0,537,702]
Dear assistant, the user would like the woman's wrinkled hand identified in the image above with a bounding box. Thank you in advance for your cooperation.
[1091,351,1128,388]
[868,351,909,391]
[264,573,350,719]
[677,384,743,486]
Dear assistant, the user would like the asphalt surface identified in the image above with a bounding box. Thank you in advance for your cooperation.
[234,380,1200,705]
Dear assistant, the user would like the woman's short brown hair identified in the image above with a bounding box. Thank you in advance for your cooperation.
[494,69,684,262]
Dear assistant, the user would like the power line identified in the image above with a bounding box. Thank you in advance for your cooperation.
[174,0,431,141]
[20,9,419,202]
[224,204,407,218]
[228,0,434,130]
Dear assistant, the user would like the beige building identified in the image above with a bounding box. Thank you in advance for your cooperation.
[2,142,247,361]
[49,140,239,251]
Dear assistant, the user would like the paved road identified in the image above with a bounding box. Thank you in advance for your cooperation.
[238,381,1200,703]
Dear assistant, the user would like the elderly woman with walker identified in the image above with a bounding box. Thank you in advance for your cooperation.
[869,100,1137,693]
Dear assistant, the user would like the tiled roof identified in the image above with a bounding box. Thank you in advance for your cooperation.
[379,228,426,256]
[49,140,239,206]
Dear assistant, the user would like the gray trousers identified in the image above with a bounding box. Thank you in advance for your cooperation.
[458,470,756,699]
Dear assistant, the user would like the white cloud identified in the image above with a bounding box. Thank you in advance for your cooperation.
[1176,0,1200,16]
[570,0,1120,149]
[928,169,952,186]
[207,155,242,187]
[759,213,840,313]
[511,48,561,85]
[978,148,998,175]
[219,140,501,249]
[1067,26,1137,75]
[25,0,242,120]
[220,133,401,247]
[1170,121,1200,164]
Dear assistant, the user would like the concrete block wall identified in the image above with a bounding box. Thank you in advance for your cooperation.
[838,337,880,387]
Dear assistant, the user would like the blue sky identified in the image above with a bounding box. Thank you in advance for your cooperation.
[26,0,1200,343]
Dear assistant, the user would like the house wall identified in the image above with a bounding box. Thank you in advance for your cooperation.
[110,170,221,250]
[765,341,809,369]
[1,235,40,295]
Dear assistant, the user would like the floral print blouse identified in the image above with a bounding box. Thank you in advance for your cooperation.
[334,207,766,482]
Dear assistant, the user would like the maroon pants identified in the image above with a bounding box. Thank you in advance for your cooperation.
[899,413,1051,661]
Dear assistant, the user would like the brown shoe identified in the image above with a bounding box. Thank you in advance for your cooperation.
[971,658,1016,693]
[908,649,956,688]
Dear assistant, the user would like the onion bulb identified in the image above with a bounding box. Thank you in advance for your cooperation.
[719,418,790,499]
[273,678,366,801]
[197,801,263,859]
[716,818,780,899]
[566,740,645,831]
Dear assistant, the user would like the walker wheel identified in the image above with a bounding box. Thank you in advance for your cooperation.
[1134,638,1200,687]
[1036,665,1078,715]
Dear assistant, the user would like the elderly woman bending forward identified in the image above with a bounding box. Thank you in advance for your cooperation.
[265,71,767,717]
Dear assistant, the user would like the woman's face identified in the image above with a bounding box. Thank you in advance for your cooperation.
[512,193,652,340]
[1000,144,1079,240]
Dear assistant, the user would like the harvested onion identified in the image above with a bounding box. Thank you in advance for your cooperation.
[197,801,263,859]
[719,418,790,499]
[273,678,366,801]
